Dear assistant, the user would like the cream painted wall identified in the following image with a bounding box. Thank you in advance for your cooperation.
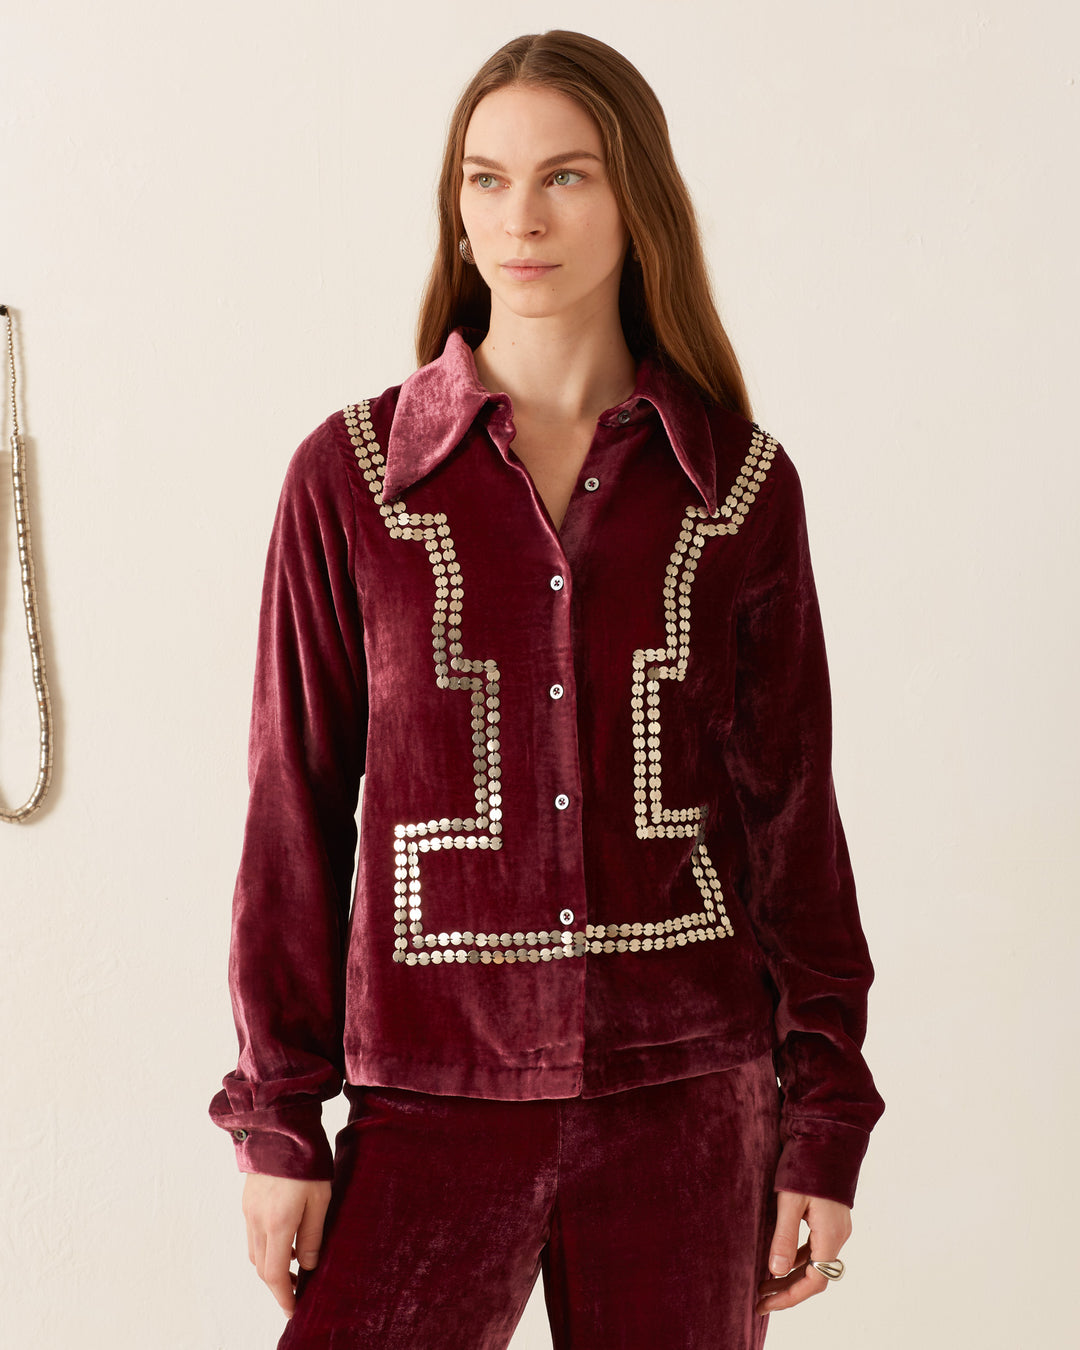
[2,1,1077,1346]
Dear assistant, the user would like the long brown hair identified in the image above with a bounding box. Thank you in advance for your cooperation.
[416,30,752,419]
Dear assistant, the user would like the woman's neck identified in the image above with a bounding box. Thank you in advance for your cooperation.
[472,307,637,426]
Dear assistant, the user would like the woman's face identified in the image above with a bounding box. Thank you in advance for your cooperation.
[459,84,630,328]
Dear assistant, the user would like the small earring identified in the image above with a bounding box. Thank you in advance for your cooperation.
[631,240,641,263]
[459,236,475,266]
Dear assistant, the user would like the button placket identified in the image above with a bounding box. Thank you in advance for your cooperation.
[545,556,580,940]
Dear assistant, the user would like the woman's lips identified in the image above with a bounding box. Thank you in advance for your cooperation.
[501,263,559,282]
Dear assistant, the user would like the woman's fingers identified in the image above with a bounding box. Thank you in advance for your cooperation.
[242,1174,333,1316]
[756,1191,852,1316]
[766,1189,806,1277]
[261,1226,300,1315]
[295,1183,332,1271]
[756,1243,827,1314]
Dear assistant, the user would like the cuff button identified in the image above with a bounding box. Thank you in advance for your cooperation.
[232,1129,250,1142]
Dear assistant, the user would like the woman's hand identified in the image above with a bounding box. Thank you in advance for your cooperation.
[756,1190,852,1316]
[241,1174,333,1316]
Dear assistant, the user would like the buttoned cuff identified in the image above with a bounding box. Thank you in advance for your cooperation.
[773,1117,871,1209]
[209,1092,335,1180]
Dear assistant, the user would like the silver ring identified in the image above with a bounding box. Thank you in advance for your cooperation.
[810,1259,845,1281]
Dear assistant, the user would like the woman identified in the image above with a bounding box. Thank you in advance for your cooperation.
[211,29,883,1349]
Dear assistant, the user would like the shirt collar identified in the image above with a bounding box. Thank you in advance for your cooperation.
[383,327,718,514]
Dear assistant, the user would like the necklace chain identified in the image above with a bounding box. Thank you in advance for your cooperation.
[1,304,53,822]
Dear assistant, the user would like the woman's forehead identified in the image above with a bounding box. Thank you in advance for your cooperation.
[463,86,603,161]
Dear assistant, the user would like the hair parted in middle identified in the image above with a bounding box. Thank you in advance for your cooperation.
[416,30,751,420]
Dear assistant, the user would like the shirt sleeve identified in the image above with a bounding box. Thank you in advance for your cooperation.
[208,419,367,1179]
[722,445,884,1208]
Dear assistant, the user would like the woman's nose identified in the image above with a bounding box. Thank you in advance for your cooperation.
[503,189,546,239]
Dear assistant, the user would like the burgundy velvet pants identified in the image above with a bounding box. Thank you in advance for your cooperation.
[278,1053,780,1349]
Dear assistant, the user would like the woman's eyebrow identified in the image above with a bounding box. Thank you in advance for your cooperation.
[462,151,603,173]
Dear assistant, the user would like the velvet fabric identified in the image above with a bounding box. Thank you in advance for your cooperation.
[278,1055,781,1350]
[209,328,883,1207]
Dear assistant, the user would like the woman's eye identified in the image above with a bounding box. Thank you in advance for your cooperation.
[473,174,497,190]
[552,170,584,187]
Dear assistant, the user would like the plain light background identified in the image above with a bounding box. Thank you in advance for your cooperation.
[2,1,1077,1346]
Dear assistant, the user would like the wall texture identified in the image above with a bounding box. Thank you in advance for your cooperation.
[1,1,1076,1346]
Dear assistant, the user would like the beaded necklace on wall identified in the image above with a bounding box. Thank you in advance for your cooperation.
[0,304,53,822]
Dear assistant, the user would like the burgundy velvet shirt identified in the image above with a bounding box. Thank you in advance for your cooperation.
[210,329,884,1207]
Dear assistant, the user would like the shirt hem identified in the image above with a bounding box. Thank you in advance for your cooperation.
[344,1028,775,1102]
[580,1027,776,1097]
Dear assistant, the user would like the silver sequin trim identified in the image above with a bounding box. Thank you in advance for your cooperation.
[345,401,525,965]
[629,424,779,942]
[342,406,776,964]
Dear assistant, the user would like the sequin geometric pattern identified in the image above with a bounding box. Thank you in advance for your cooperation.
[344,401,518,965]
[342,406,775,965]
[630,425,778,944]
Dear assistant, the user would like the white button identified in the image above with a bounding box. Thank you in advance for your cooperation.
[559,908,575,925]
[549,684,564,700]
[617,409,631,425]
[584,476,600,492]
[550,574,565,591]
[554,793,570,810]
